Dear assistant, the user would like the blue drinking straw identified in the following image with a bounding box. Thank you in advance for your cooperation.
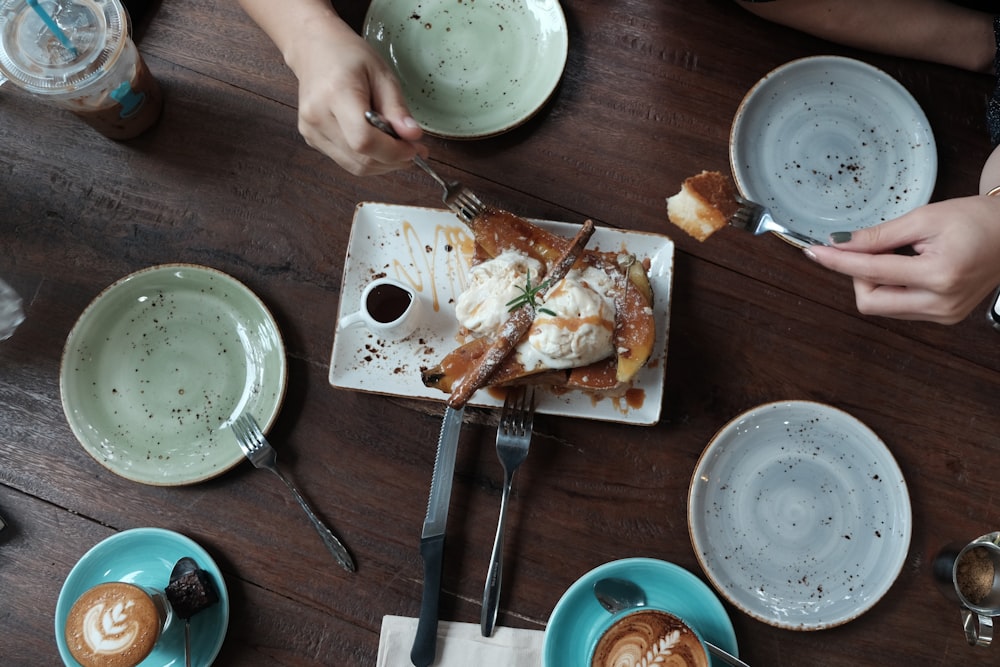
[26,0,78,57]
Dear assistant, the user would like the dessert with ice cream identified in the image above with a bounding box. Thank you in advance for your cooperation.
[456,250,616,372]
[422,206,655,404]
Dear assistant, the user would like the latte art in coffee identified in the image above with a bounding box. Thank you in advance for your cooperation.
[83,599,142,652]
[591,610,708,667]
[65,582,165,667]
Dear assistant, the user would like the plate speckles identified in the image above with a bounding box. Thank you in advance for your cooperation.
[688,400,911,630]
[60,264,287,485]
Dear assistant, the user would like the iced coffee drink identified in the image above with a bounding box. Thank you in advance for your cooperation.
[0,0,163,140]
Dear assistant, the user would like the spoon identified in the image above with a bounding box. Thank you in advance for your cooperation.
[166,557,220,667]
[593,577,751,667]
[169,558,198,667]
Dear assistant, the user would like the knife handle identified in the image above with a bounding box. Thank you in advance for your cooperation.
[410,534,445,667]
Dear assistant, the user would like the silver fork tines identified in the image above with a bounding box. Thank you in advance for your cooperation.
[731,195,829,247]
[365,110,483,224]
[481,386,536,637]
[231,413,356,573]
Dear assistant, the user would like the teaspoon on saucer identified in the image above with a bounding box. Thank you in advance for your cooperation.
[167,557,220,667]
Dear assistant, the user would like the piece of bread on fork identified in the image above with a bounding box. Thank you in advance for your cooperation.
[666,170,738,241]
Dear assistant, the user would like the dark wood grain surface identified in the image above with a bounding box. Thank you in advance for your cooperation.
[3,1,999,665]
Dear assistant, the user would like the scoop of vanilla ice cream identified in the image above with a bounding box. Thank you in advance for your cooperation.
[456,250,545,336]
[456,251,617,370]
[520,265,615,370]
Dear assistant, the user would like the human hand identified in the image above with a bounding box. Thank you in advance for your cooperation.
[285,19,426,176]
[805,196,1000,324]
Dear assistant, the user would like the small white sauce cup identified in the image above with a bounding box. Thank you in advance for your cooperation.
[339,277,421,339]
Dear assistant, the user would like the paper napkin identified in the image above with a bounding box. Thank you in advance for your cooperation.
[377,615,545,667]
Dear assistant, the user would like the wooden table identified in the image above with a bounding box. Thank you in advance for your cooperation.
[3,1,999,664]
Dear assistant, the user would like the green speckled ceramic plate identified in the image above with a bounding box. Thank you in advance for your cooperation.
[363,0,568,139]
[60,264,286,486]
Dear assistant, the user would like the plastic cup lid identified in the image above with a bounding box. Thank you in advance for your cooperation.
[0,0,126,94]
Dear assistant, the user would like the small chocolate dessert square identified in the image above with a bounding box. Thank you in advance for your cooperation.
[166,568,219,620]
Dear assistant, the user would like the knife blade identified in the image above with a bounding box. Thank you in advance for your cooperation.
[410,405,465,667]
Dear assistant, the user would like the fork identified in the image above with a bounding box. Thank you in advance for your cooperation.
[730,195,829,247]
[365,110,484,223]
[231,413,356,573]
[481,386,536,636]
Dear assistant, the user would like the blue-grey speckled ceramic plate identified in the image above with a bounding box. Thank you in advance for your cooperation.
[730,56,937,247]
[60,264,286,485]
[688,401,912,630]
[543,558,737,666]
[55,528,229,666]
[363,0,568,139]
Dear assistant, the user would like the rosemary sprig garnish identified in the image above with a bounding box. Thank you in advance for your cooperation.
[506,270,557,316]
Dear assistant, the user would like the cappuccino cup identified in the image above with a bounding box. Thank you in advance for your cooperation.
[339,277,421,339]
[591,608,709,667]
[64,581,171,667]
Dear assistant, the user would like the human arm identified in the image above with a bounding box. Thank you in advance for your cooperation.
[735,0,995,74]
[804,178,1000,324]
[237,0,425,175]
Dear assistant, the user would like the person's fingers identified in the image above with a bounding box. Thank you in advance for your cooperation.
[299,113,400,177]
[826,201,949,252]
[369,77,426,154]
[851,279,926,319]
[378,101,422,142]
[805,245,924,287]
[310,88,418,173]
[826,218,919,253]
[802,197,1000,324]
[851,279,970,324]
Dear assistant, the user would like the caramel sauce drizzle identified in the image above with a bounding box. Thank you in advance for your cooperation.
[391,221,473,312]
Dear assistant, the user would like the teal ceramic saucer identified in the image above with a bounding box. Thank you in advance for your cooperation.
[60,264,287,486]
[543,558,738,667]
[55,528,229,667]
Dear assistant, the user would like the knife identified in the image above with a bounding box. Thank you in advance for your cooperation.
[410,405,465,667]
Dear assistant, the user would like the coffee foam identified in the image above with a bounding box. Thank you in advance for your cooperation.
[65,582,163,667]
[591,609,708,667]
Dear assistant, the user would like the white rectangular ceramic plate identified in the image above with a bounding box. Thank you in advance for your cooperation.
[328,203,674,425]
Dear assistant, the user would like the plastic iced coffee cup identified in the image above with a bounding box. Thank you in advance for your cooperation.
[0,0,163,139]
